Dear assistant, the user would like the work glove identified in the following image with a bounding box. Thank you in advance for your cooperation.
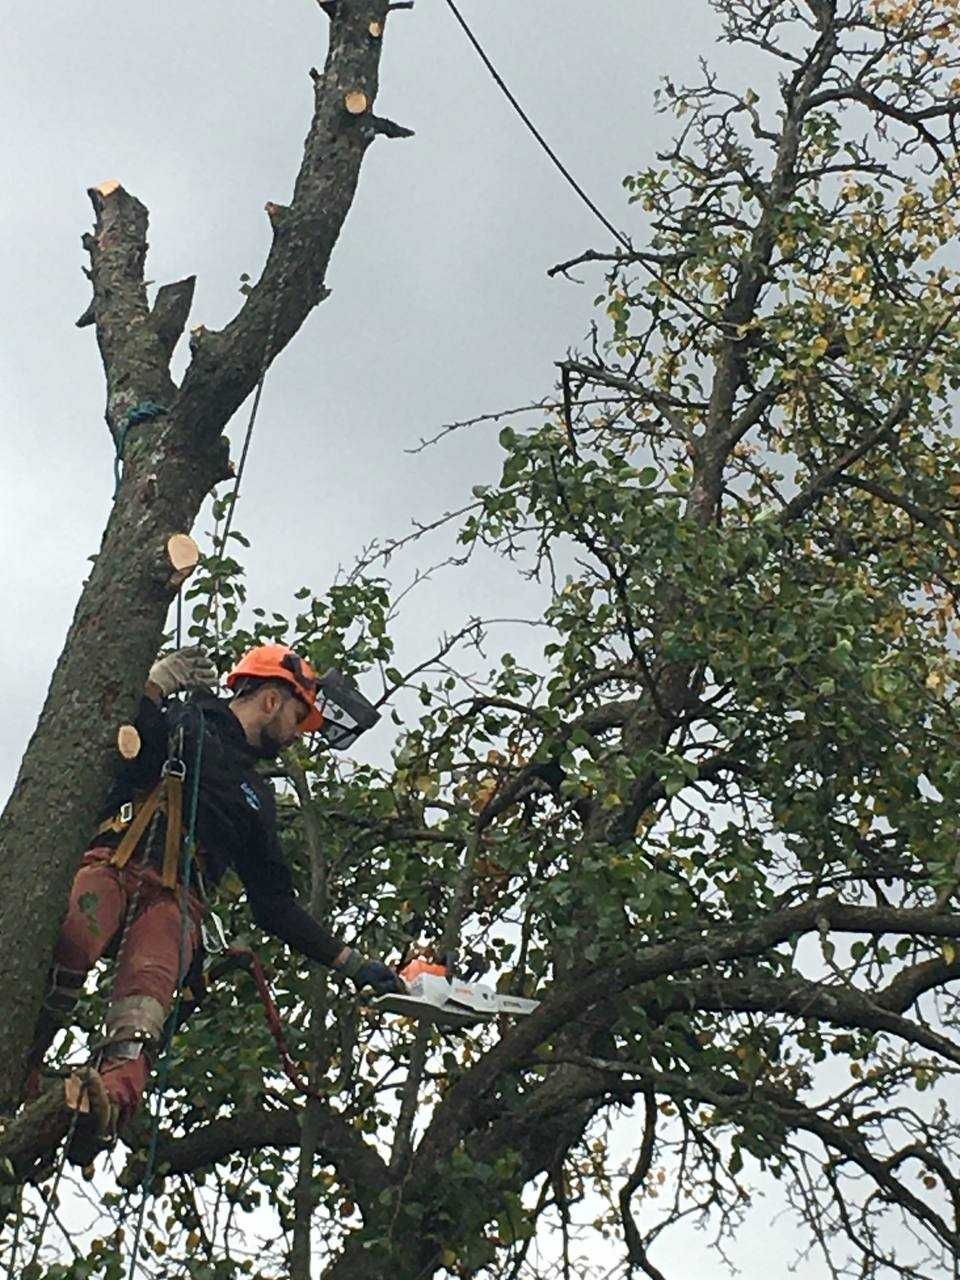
[148,645,218,699]
[336,949,406,996]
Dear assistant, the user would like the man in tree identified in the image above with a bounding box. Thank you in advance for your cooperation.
[26,641,403,1154]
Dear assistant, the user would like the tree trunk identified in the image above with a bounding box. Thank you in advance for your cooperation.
[0,0,398,1112]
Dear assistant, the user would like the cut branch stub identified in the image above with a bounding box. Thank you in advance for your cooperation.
[92,178,121,199]
[166,532,200,589]
[345,90,369,115]
[116,724,141,760]
[369,20,383,37]
[265,201,290,228]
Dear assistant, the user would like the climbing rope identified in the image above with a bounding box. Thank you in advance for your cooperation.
[23,1114,83,1277]
[227,948,329,1104]
[125,710,204,1280]
[195,250,294,645]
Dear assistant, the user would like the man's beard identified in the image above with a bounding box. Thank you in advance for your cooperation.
[254,714,288,759]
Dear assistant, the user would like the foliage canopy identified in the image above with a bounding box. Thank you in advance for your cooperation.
[10,2,960,1278]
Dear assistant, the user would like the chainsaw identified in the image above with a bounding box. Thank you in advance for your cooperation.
[374,958,540,1030]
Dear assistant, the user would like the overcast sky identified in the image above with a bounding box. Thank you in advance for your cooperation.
[0,2,871,1274]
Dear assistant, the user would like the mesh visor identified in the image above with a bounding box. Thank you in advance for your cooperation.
[315,668,380,750]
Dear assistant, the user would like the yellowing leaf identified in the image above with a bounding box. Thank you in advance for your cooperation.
[925,669,947,694]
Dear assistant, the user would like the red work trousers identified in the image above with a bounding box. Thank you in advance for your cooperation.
[55,847,203,1119]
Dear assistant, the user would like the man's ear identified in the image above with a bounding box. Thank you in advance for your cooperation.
[261,687,282,717]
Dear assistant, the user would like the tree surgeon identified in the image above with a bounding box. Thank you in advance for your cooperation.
[26,642,404,1159]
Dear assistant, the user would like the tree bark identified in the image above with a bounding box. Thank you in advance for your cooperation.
[0,0,398,1113]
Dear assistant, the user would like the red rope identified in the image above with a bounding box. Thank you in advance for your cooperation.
[227,946,327,1103]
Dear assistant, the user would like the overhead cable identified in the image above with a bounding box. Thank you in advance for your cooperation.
[442,0,632,252]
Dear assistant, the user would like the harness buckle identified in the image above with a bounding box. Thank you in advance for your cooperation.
[119,801,134,825]
[162,759,187,781]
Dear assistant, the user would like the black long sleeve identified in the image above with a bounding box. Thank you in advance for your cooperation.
[95,694,348,969]
[246,891,344,967]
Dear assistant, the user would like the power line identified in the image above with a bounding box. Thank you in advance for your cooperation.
[441,0,631,253]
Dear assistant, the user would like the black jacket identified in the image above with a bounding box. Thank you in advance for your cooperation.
[97,694,343,966]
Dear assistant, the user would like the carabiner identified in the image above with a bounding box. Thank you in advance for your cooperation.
[202,909,230,956]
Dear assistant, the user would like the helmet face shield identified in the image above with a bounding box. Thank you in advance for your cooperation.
[314,669,381,750]
[225,648,380,747]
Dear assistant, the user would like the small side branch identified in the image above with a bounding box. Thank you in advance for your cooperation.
[620,1090,666,1280]
[369,114,415,139]
[150,276,197,363]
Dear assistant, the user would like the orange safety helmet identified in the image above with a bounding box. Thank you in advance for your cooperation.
[225,644,324,733]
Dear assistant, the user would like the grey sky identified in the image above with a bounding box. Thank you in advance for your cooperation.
[2,0,735,787]
[2,2,860,1274]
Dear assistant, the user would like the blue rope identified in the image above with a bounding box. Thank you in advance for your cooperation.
[113,401,169,497]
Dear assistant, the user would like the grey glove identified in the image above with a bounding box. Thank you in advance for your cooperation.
[336,949,406,996]
[148,645,218,698]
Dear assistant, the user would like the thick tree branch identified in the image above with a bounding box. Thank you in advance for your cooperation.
[0,1083,72,1183]
[837,472,960,553]
[177,0,392,437]
[81,181,179,443]
[411,897,960,1180]
[876,955,960,1014]
[120,1104,389,1206]
[666,970,960,1066]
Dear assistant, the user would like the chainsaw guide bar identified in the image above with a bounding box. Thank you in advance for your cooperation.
[375,964,539,1029]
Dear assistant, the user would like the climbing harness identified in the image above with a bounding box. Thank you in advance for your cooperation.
[97,756,201,892]
[124,706,204,1280]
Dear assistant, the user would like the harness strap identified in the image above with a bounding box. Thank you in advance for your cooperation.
[105,773,193,888]
[109,783,165,871]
